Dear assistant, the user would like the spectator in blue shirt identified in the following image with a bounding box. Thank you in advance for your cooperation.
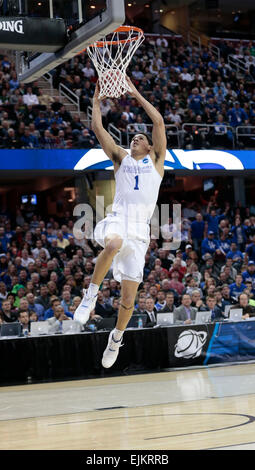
[219,233,232,256]
[49,114,63,126]
[205,206,220,235]
[201,231,220,256]
[182,244,193,261]
[2,56,11,70]
[231,217,247,250]
[9,72,19,90]
[46,224,57,243]
[34,112,49,133]
[0,227,9,252]
[44,297,73,320]
[188,88,203,114]
[26,292,45,321]
[190,213,205,251]
[4,222,15,243]
[208,56,219,70]
[44,298,61,320]
[242,261,255,291]
[227,102,248,127]
[229,274,247,300]
[246,235,255,262]
[213,80,227,97]
[226,242,244,263]
[20,128,39,148]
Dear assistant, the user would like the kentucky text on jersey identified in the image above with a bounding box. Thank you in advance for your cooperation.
[122,164,153,173]
[113,154,162,224]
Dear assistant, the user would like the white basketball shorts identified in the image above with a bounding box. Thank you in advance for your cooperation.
[94,213,150,284]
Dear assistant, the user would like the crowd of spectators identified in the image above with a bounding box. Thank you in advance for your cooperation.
[0,56,96,150]
[1,36,255,150]
[1,194,255,335]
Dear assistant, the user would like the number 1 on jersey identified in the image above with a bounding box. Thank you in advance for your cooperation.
[134,175,139,190]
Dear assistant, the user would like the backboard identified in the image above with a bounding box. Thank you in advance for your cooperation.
[12,0,125,83]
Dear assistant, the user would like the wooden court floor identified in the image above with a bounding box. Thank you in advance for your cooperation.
[1,362,255,450]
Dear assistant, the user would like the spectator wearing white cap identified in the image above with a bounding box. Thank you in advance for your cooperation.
[182,244,193,261]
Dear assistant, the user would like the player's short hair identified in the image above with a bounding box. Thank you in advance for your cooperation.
[134,132,153,146]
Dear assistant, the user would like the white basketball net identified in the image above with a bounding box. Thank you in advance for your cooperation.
[87,26,144,99]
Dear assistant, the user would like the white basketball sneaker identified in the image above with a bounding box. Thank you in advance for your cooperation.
[74,289,98,325]
[102,330,123,369]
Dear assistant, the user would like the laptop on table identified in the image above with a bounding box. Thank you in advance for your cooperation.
[62,320,82,334]
[195,311,212,324]
[97,317,116,331]
[30,321,49,336]
[0,322,22,338]
[156,312,174,326]
[228,308,243,322]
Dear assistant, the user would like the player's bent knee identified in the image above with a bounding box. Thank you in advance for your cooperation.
[104,236,123,255]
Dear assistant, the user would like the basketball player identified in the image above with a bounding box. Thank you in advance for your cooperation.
[74,76,166,368]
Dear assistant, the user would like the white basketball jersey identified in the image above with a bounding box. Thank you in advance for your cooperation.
[112,154,162,223]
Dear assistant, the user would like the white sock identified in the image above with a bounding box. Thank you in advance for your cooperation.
[112,328,124,342]
[87,283,99,297]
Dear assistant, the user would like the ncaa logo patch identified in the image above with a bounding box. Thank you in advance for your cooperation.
[143,158,149,164]
[174,330,207,359]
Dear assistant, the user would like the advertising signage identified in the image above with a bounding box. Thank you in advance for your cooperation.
[0,149,254,171]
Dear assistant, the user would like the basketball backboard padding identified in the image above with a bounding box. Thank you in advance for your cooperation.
[18,0,125,83]
[0,17,66,52]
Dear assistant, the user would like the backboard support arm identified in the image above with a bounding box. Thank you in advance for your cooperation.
[18,0,125,83]
[49,0,54,19]
[78,0,83,23]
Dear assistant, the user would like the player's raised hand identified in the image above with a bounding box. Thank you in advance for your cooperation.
[93,81,100,100]
[126,76,139,97]
[93,81,106,101]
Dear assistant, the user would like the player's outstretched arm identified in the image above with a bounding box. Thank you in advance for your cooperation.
[91,82,127,168]
[126,77,166,163]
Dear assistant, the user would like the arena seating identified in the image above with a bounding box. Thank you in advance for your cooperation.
[1,199,255,330]
[0,35,255,150]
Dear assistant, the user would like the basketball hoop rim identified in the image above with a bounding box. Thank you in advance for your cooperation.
[88,25,144,48]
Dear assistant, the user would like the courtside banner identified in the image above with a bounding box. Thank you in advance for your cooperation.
[167,321,255,368]
[1,149,255,170]
[167,324,215,368]
[203,321,255,365]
